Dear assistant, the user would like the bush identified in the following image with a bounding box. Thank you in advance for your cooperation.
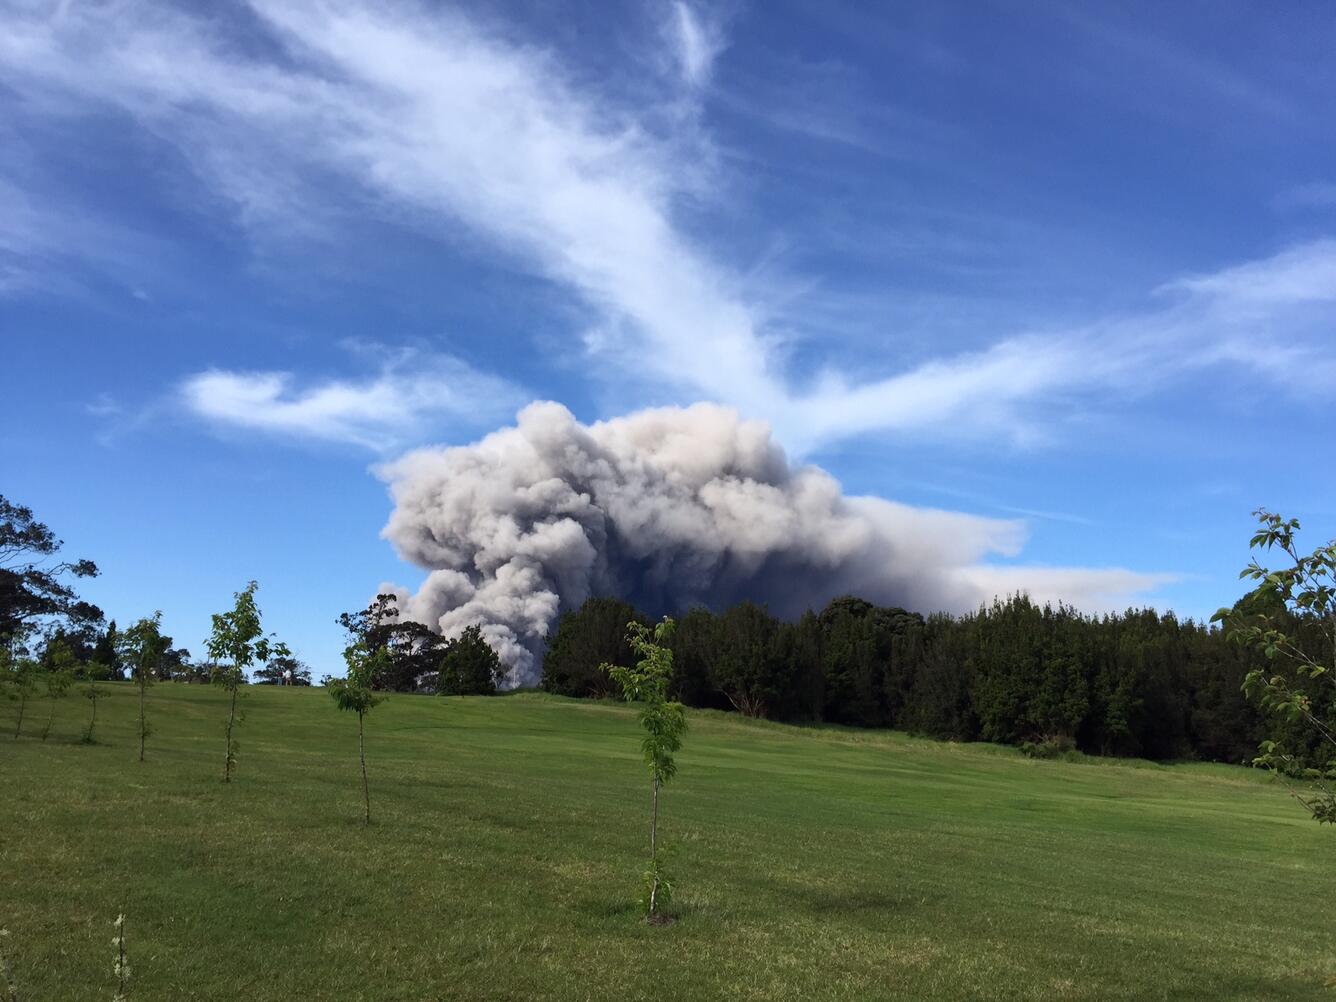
[1020,734,1077,759]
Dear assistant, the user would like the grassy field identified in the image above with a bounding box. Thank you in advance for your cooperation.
[2,682,1333,1001]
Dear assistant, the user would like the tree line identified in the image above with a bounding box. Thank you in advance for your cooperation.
[539,591,1316,764]
[7,485,1330,775]
[0,492,504,696]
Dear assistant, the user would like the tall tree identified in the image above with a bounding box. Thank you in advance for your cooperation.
[155,638,193,681]
[90,621,123,680]
[602,618,686,921]
[330,639,387,825]
[120,612,168,762]
[0,494,102,655]
[711,602,777,718]
[438,625,504,695]
[897,615,975,740]
[668,606,724,709]
[206,582,286,783]
[541,597,646,698]
[254,653,313,686]
[338,594,448,691]
[336,593,402,650]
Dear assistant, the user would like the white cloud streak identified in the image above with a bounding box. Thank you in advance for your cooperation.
[1,2,1334,452]
[1163,239,1336,306]
[181,353,523,449]
[670,2,725,88]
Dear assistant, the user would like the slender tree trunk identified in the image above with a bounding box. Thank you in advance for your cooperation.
[650,775,659,858]
[138,674,146,762]
[224,684,238,782]
[87,698,98,742]
[358,711,370,826]
[648,775,660,916]
[42,697,56,741]
[115,913,128,1000]
[13,692,26,739]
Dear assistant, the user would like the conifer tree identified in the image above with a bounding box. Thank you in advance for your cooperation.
[438,625,503,695]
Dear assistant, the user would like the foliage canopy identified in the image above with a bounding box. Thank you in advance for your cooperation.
[1215,509,1336,822]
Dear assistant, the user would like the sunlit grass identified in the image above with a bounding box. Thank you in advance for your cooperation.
[2,682,1333,1000]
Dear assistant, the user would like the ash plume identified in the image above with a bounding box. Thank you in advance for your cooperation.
[378,402,1159,687]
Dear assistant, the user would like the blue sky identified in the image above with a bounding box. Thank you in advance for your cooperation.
[3,0,1335,675]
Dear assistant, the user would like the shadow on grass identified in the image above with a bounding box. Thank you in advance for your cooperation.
[574,895,701,927]
[797,884,934,919]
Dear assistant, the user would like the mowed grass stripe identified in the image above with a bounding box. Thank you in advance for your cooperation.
[2,682,1332,1000]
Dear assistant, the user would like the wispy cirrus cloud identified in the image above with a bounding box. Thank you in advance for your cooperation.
[1053,5,1299,124]
[2,1,1334,456]
[668,2,726,89]
[181,352,524,450]
[1162,239,1336,306]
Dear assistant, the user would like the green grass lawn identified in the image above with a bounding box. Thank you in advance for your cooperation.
[2,682,1332,1001]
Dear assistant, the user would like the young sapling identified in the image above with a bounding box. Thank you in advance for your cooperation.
[7,657,38,739]
[111,913,130,1002]
[330,638,388,825]
[206,582,286,782]
[120,613,167,761]
[81,678,104,744]
[41,656,74,741]
[601,617,686,921]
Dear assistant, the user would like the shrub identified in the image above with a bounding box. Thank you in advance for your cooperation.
[1020,734,1077,759]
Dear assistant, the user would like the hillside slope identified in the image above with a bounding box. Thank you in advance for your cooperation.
[2,683,1332,1000]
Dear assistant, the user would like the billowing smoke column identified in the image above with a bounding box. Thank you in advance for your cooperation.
[378,402,1034,687]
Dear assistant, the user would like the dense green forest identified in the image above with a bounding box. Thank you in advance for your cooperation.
[540,593,1331,765]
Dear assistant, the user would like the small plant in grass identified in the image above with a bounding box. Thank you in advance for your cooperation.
[0,927,18,1002]
[0,916,132,1001]
[600,617,686,922]
[206,581,287,783]
[111,913,130,1002]
[6,655,39,739]
[330,638,387,825]
[1019,734,1077,760]
[82,677,106,743]
[120,613,168,762]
